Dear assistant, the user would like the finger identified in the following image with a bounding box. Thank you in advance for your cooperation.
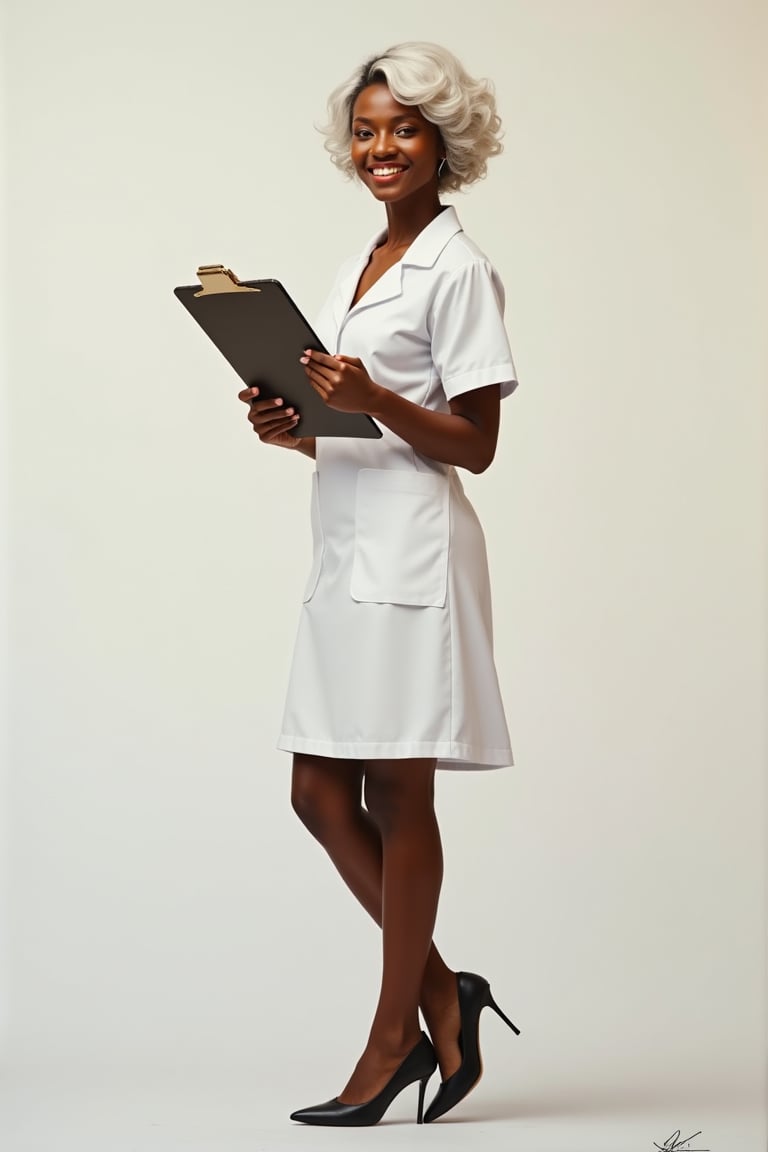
[249,405,296,429]
[261,416,300,440]
[238,386,261,404]
[334,355,363,368]
[304,361,339,387]
[301,348,336,369]
[253,408,299,433]
[248,397,287,415]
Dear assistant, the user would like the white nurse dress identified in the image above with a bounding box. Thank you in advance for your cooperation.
[277,205,518,771]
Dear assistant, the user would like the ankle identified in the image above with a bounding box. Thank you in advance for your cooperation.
[367,1019,422,1057]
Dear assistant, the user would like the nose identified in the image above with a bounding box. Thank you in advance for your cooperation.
[370,130,398,159]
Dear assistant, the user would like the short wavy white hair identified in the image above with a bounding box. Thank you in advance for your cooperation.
[320,42,503,194]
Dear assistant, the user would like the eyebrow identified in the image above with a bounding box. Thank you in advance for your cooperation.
[352,114,419,125]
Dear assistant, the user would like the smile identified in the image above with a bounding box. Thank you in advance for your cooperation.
[369,166,407,177]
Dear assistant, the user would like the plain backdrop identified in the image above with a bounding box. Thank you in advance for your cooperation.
[1,0,766,1146]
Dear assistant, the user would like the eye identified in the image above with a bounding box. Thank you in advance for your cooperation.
[395,126,417,137]
[353,128,374,139]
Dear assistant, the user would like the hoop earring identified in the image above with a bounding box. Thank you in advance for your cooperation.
[438,158,447,179]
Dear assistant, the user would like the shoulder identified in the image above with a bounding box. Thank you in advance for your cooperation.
[325,249,362,295]
[428,231,506,315]
[324,228,381,300]
[339,223,384,279]
[336,247,366,278]
[439,228,497,271]
[432,230,505,301]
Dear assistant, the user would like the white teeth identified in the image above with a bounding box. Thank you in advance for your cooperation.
[372,167,404,176]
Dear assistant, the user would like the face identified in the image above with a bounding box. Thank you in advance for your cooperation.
[350,83,442,205]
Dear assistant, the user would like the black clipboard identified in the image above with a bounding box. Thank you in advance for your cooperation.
[174,265,382,439]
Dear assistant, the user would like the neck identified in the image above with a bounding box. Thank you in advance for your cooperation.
[381,194,444,252]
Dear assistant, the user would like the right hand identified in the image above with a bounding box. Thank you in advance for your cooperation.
[238,386,301,450]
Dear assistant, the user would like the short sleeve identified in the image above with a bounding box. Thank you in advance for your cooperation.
[429,259,519,401]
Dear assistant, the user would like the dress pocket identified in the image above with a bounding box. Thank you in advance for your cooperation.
[350,469,449,607]
[302,471,324,602]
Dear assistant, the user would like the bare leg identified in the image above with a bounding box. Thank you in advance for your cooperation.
[291,754,461,1081]
[336,757,443,1102]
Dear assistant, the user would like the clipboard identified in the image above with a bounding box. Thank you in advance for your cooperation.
[174,265,382,439]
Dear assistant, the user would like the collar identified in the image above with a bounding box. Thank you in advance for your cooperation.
[334,205,463,327]
[366,203,463,269]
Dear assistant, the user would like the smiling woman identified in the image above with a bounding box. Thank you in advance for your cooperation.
[322,40,503,193]
[350,85,442,206]
[238,40,522,1131]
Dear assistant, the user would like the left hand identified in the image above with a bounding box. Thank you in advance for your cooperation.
[300,350,382,414]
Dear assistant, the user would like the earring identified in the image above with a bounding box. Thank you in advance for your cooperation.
[438,157,447,178]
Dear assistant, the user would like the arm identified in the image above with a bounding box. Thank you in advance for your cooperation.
[300,351,500,474]
[370,377,500,474]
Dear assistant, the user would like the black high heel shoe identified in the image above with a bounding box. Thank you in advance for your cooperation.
[422,970,520,1123]
[289,1031,437,1126]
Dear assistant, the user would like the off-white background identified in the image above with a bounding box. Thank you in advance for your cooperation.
[1,1,766,1150]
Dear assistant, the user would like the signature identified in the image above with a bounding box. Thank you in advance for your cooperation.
[653,1130,709,1152]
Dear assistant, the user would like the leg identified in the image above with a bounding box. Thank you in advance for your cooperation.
[291,754,461,1080]
[338,757,446,1103]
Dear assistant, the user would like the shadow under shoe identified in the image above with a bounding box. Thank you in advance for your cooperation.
[290,1031,438,1127]
[423,970,520,1123]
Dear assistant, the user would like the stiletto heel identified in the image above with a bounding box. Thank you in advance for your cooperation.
[416,1075,429,1124]
[486,990,520,1034]
[423,971,520,1123]
[290,1032,437,1127]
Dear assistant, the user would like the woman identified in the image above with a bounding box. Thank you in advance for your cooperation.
[239,41,521,1126]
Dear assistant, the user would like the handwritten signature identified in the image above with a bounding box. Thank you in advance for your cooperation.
[653,1129,709,1152]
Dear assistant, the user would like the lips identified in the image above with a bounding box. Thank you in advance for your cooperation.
[368,164,408,182]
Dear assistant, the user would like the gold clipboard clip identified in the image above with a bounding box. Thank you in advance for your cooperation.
[194,265,260,296]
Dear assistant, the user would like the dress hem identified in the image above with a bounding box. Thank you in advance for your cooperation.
[276,734,513,770]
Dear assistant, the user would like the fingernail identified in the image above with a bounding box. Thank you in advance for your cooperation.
[299,355,309,364]
[274,398,283,406]
[285,408,294,415]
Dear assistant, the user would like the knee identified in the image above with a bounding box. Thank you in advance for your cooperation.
[290,757,360,842]
[290,767,328,838]
[363,767,435,838]
[363,774,396,836]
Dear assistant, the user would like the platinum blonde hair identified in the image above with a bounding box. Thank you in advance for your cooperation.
[320,42,503,194]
